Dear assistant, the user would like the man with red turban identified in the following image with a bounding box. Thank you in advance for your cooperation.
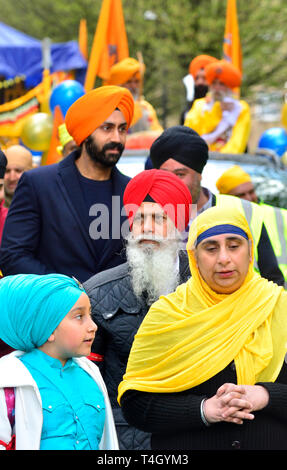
[0,86,135,282]
[84,169,192,451]
[184,60,251,154]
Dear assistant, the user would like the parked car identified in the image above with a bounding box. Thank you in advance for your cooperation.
[117,149,287,209]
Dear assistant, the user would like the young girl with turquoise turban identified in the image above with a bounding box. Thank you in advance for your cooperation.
[118,206,287,450]
[0,273,118,450]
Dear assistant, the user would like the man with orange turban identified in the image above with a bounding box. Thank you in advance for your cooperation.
[105,58,162,134]
[184,60,251,154]
[181,54,217,124]
[84,169,192,450]
[0,86,135,283]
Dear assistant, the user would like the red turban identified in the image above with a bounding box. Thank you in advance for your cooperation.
[188,55,217,78]
[65,85,134,145]
[123,169,192,232]
[205,60,242,88]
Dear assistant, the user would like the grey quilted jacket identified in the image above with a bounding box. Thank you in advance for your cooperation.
[83,251,190,450]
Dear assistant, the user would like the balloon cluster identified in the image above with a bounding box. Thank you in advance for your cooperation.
[20,80,85,155]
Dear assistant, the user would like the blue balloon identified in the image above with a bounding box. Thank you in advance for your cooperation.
[49,80,85,117]
[258,127,287,157]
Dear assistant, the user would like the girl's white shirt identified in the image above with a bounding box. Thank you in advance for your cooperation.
[0,350,119,450]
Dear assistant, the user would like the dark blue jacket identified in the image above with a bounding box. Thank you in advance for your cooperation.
[0,151,130,283]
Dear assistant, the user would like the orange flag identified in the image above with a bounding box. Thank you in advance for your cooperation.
[84,0,129,92]
[223,0,242,74]
[43,105,64,165]
[78,19,88,60]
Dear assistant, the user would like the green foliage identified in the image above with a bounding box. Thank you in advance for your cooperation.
[1,0,287,124]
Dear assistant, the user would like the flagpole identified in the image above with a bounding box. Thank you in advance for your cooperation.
[41,37,52,114]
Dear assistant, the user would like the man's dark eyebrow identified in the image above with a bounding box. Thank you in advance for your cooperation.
[101,121,127,127]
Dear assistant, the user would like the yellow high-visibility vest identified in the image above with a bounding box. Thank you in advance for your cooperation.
[216,194,264,272]
[259,202,287,282]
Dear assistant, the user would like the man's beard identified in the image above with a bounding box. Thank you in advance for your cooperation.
[194,84,209,100]
[130,89,139,100]
[211,88,230,103]
[126,233,181,305]
[85,135,124,168]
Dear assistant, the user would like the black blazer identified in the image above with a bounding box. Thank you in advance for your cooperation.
[0,151,130,283]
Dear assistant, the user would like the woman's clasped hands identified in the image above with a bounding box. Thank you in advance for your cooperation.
[203,382,270,425]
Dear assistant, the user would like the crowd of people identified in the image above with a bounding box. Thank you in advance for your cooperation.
[0,53,287,451]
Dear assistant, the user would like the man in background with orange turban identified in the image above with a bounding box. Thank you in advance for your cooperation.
[181,54,217,124]
[105,57,162,134]
[0,86,135,283]
[184,59,251,154]
[84,169,192,450]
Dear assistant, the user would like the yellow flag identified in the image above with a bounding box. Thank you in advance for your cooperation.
[78,19,88,60]
[84,0,129,92]
[223,0,242,73]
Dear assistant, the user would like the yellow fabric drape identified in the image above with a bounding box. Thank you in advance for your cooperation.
[118,206,287,403]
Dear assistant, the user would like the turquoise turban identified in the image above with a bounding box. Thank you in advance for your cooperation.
[0,273,85,352]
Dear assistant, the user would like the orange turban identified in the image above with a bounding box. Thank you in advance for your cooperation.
[104,58,145,86]
[65,85,134,145]
[205,60,242,88]
[188,55,217,78]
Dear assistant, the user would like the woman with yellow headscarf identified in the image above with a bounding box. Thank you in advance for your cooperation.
[118,206,287,450]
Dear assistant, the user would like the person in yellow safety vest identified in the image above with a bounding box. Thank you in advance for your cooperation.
[149,125,285,287]
[104,57,162,134]
[216,165,287,284]
[184,60,251,154]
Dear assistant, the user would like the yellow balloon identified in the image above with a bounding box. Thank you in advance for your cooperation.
[21,113,53,151]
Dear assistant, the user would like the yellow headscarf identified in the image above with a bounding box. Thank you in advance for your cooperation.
[118,206,287,403]
[216,165,252,194]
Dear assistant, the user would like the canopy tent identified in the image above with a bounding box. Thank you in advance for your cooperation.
[0,22,87,88]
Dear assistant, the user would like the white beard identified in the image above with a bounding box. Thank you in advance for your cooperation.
[126,233,181,305]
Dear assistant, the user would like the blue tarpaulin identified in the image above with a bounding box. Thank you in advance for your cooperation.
[0,22,87,87]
